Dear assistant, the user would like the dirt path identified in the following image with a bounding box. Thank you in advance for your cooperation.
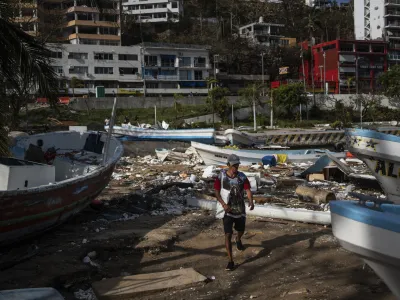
[0,207,394,300]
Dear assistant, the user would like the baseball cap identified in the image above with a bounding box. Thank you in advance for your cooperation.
[227,154,240,165]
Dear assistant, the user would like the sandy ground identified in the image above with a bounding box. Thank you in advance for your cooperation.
[0,196,395,300]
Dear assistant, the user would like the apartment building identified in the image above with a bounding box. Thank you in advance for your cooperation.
[304,39,388,94]
[141,43,210,95]
[48,42,210,97]
[13,0,121,45]
[354,0,400,67]
[239,17,295,47]
[123,0,183,23]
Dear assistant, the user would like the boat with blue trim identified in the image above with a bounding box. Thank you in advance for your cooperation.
[191,141,346,165]
[330,193,400,298]
[105,124,216,144]
[346,128,400,203]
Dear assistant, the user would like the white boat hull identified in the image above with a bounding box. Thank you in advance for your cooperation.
[347,129,400,203]
[224,129,256,146]
[191,142,345,166]
[105,126,216,144]
[331,212,400,298]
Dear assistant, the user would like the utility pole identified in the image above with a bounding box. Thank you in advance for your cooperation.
[338,60,341,94]
[232,104,234,129]
[323,51,326,97]
[253,86,256,132]
[301,49,307,121]
[261,52,265,96]
[270,87,274,128]
[356,56,362,129]
[212,54,219,129]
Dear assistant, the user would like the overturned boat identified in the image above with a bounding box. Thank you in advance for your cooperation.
[330,194,400,298]
[191,141,345,166]
[0,131,123,244]
[105,124,216,144]
[224,129,257,146]
[346,128,400,203]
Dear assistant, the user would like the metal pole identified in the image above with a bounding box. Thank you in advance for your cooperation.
[301,50,306,122]
[253,88,256,131]
[261,53,265,96]
[154,105,157,127]
[103,97,117,165]
[232,104,234,129]
[212,54,218,128]
[270,88,273,128]
[323,52,326,96]
[356,57,362,128]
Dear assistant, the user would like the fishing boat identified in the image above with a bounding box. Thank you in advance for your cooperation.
[105,124,216,144]
[224,129,257,146]
[346,128,400,203]
[191,141,345,165]
[0,131,123,244]
[330,195,400,298]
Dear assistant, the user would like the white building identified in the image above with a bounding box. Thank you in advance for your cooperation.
[48,42,210,97]
[354,0,400,66]
[239,18,285,47]
[142,43,210,95]
[123,0,183,23]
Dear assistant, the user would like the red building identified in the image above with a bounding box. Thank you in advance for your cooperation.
[305,40,388,94]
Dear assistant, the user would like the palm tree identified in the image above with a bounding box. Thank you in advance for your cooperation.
[0,0,58,155]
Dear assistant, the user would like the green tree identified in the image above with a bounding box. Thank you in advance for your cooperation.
[272,83,308,119]
[379,65,400,109]
[0,0,58,155]
[238,83,265,131]
[206,85,230,124]
[173,93,184,127]
[70,76,83,98]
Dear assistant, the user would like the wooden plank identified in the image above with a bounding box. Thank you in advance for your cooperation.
[92,268,207,300]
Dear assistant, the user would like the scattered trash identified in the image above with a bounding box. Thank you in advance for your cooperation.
[82,239,88,244]
[74,288,98,300]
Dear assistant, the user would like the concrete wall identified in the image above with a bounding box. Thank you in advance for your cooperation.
[184,113,221,124]
[69,96,242,110]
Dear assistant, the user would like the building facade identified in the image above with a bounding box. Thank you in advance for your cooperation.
[48,42,210,97]
[13,0,121,45]
[123,0,183,23]
[239,18,286,47]
[308,40,387,94]
[354,0,400,67]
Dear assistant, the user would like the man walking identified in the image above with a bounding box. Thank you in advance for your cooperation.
[214,154,254,271]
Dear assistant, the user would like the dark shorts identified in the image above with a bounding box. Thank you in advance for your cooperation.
[223,215,246,234]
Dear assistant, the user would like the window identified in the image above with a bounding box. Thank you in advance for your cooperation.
[69,66,88,74]
[144,55,158,66]
[161,55,175,67]
[50,51,62,59]
[99,27,118,35]
[179,70,191,80]
[179,57,191,67]
[95,67,113,74]
[68,52,88,59]
[99,40,119,46]
[119,67,138,75]
[194,57,206,67]
[94,81,118,88]
[94,53,113,60]
[194,70,203,80]
[80,39,97,45]
[172,1,178,8]
[118,54,138,61]
[52,66,63,74]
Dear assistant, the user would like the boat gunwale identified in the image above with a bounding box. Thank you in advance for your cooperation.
[0,131,123,197]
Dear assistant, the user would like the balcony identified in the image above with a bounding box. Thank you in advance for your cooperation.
[386,0,400,6]
[146,88,208,95]
[65,20,119,27]
[193,63,207,68]
[386,21,400,28]
[390,42,400,49]
[385,10,400,17]
[68,33,120,41]
[389,53,400,60]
